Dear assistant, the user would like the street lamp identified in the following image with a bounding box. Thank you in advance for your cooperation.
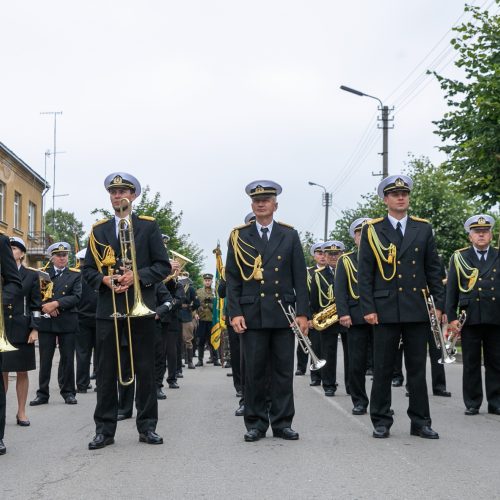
[340,85,392,178]
[308,181,332,242]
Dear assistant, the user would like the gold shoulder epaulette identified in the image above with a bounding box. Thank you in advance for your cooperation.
[315,266,325,273]
[69,267,81,273]
[138,215,155,221]
[277,221,294,229]
[410,215,430,223]
[232,223,250,231]
[456,246,469,252]
[341,250,354,258]
[368,217,383,224]
[92,218,109,227]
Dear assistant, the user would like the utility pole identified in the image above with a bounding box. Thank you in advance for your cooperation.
[40,111,63,231]
[340,86,393,179]
[309,181,332,241]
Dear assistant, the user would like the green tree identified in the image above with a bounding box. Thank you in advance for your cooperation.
[430,2,500,207]
[329,157,487,263]
[92,186,204,283]
[45,208,85,250]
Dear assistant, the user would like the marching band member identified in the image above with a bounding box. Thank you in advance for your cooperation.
[30,242,82,407]
[225,180,309,442]
[310,240,347,396]
[335,218,372,414]
[446,214,500,415]
[358,174,444,439]
[0,235,23,456]
[2,238,41,427]
[84,172,170,449]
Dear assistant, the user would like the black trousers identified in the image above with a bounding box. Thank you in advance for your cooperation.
[228,325,242,393]
[371,322,431,430]
[296,343,307,373]
[241,328,294,433]
[0,354,5,439]
[197,320,218,360]
[155,320,178,386]
[309,329,322,382]
[173,320,182,375]
[94,318,157,437]
[76,321,96,390]
[427,329,446,391]
[37,332,76,400]
[461,324,500,410]
[320,324,348,392]
[392,341,404,383]
[347,324,372,409]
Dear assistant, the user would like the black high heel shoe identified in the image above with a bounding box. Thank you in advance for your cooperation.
[16,415,30,427]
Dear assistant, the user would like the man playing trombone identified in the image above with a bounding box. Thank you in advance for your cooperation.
[83,172,170,449]
[225,180,309,442]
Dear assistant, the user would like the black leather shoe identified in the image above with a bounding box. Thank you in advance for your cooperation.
[157,388,167,400]
[224,361,231,368]
[433,389,451,397]
[352,406,367,415]
[0,439,6,455]
[117,412,132,421]
[65,395,78,405]
[324,388,336,397]
[176,372,184,378]
[310,380,321,386]
[168,382,180,389]
[488,406,500,415]
[389,408,395,416]
[16,415,30,426]
[410,425,439,439]
[465,407,479,416]
[235,404,245,416]
[244,429,266,442]
[76,388,88,394]
[30,396,48,406]
[236,390,243,398]
[88,434,114,450]
[295,370,305,376]
[188,362,196,369]
[273,427,299,440]
[213,360,221,366]
[195,360,203,367]
[373,426,390,438]
[139,431,163,444]
[392,379,403,387]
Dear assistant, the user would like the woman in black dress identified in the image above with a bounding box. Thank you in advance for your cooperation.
[1,237,41,426]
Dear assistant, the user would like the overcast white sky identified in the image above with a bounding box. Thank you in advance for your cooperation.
[1,1,493,269]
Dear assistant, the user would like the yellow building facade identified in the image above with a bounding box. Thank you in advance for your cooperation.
[0,142,48,266]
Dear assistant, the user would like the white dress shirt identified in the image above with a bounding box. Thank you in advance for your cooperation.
[387,214,408,235]
[255,220,275,239]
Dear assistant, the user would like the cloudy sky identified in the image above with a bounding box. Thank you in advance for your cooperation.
[1,1,493,268]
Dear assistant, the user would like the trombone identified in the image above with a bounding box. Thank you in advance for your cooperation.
[164,250,193,282]
[0,265,18,352]
[110,198,155,386]
[278,300,326,371]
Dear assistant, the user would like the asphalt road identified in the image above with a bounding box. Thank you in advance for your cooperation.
[2,346,499,500]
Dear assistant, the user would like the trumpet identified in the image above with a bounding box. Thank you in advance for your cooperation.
[110,198,155,386]
[0,265,18,352]
[278,300,326,371]
[445,310,466,356]
[422,289,455,364]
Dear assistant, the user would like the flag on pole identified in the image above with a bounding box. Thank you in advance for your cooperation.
[210,242,226,350]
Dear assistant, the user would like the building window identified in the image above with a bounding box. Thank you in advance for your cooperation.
[14,192,21,229]
[0,182,4,221]
[28,202,36,235]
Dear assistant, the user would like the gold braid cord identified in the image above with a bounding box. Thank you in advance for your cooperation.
[41,281,54,302]
[315,271,334,308]
[341,254,359,300]
[89,229,117,274]
[230,229,263,281]
[453,251,479,292]
[367,224,397,281]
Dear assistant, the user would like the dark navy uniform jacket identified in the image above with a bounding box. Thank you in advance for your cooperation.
[446,246,500,326]
[226,221,309,329]
[83,213,171,320]
[358,216,445,324]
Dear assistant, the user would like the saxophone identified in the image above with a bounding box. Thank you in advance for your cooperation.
[312,303,339,331]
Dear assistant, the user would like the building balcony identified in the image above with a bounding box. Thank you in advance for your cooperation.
[27,231,53,259]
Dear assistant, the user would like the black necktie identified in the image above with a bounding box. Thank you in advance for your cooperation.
[55,269,63,278]
[261,227,269,244]
[396,221,404,240]
[478,250,487,262]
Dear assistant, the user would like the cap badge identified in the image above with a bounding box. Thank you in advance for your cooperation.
[255,185,264,193]
[112,175,122,185]
[478,216,486,225]
[395,178,404,187]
